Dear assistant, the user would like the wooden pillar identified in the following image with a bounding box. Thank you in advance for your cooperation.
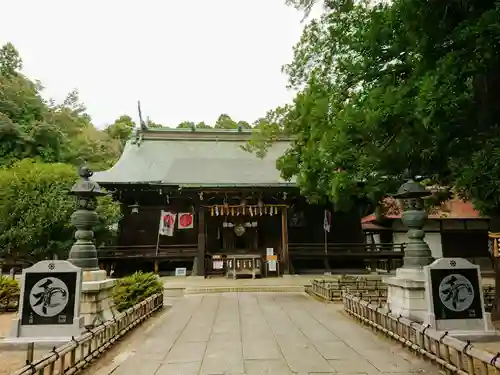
[154,260,159,275]
[281,207,290,274]
[196,206,206,276]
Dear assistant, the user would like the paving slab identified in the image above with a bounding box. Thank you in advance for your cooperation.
[94,292,442,375]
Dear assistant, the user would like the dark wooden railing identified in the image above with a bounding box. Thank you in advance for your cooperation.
[289,243,405,272]
[98,244,198,260]
[288,242,405,257]
[98,242,405,272]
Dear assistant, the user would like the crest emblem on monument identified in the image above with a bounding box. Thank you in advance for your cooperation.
[438,273,474,312]
[29,277,69,317]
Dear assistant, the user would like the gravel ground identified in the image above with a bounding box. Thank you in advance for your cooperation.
[0,313,48,375]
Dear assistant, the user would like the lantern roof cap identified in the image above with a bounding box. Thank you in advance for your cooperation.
[69,165,107,197]
[392,179,431,199]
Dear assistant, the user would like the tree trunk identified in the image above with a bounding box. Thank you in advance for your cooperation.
[490,216,500,320]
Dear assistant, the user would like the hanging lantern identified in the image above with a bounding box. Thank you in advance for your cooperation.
[129,201,140,214]
[234,224,245,236]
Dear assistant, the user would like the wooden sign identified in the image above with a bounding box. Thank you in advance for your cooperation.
[175,267,187,276]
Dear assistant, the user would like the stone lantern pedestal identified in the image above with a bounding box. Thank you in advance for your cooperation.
[80,270,116,327]
[384,175,433,323]
[385,268,428,323]
[68,165,116,328]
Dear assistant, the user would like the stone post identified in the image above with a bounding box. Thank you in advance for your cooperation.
[384,174,433,322]
[68,165,116,328]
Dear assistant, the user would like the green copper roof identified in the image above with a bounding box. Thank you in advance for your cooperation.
[92,129,295,186]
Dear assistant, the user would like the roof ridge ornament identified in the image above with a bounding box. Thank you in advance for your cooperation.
[137,100,148,131]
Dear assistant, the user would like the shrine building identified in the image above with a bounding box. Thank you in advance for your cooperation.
[93,127,404,277]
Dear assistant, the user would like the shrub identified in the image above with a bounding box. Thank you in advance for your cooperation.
[0,276,20,311]
[112,272,163,312]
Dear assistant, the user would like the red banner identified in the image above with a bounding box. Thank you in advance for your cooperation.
[178,212,194,229]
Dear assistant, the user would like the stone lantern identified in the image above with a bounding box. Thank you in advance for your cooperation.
[384,172,433,322]
[392,176,433,271]
[68,165,107,271]
[68,165,116,327]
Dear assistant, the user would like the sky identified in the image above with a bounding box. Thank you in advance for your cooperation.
[0,0,318,128]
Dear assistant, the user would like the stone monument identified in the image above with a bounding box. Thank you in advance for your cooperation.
[424,257,497,340]
[9,260,84,343]
[67,165,116,327]
[384,173,433,322]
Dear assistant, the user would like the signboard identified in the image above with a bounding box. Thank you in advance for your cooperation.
[425,258,487,331]
[268,260,277,272]
[10,260,83,340]
[175,267,187,276]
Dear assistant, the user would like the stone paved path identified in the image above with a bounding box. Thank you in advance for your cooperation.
[108,293,441,375]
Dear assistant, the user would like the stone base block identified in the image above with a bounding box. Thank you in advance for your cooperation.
[80,277,116,327]
[384,270,427,323]
[9,316,84,339]
[82,269,107,282]
[424,311,498,341]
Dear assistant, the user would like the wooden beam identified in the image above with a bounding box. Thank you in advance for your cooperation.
[281,207,290,274]
[196,206,206,276]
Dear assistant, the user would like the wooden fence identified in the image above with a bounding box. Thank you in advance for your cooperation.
[309,279,496,312]
[343,294,500,375]
[10,293,164,375]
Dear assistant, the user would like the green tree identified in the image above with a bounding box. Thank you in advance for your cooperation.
[214,114,238,129]
[177,121,196,129]
[0,159,121,263]
[147,119,164,128]
[0,42,22,77]
[176,121,213,129]
[105,115,136,148]
[0,44,122,170]
[250,0,500,312]
[249,0,500,212]
[196,121,211,129]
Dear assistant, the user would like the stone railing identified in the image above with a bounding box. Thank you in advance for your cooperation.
[308,278,388,303]
[309,279,496,312]
[343,294,500,375]
[10,293,163,375]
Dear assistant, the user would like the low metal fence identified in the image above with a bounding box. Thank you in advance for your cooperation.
[343,294,500,375]
[10,293,164,375]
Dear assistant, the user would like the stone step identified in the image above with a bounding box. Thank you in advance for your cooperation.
[184,285,305,294]
[163,287,185,297]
